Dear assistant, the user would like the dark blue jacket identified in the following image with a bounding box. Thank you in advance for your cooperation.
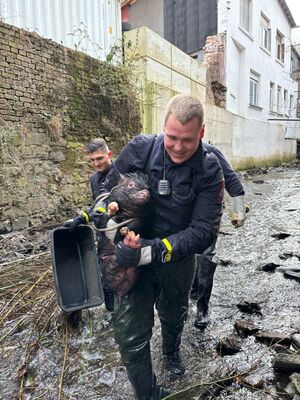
[104,134,224,259]
[203,143,244,197]
[90,166,113,201]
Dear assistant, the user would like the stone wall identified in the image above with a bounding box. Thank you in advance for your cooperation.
[124,27,207,133]
[0,21,141,233]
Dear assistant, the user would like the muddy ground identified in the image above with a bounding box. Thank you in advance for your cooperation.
[0,163,299,400]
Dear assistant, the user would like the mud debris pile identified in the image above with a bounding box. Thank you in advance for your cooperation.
[0,164,299,399]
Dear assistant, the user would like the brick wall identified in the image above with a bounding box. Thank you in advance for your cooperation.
[204,33,227,108]
[0,21,141,233]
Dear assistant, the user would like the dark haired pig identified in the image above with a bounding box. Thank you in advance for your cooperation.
[96,173,152,297]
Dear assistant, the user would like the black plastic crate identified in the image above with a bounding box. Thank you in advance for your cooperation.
[51,225,104,312]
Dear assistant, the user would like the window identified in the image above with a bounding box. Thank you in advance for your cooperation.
[240,0,252,33]
[276,30,285,64]
[269,82,275,112]
[189,49,204,61]
[260,13,271,51]
[249,70,260,107]
[290,47,299,79]
[290,51,296,77]
[289,95,294,117]
[277,85,282,114]
[283,89,288,115]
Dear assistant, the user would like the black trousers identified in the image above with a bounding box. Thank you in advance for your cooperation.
[192,240,217,314]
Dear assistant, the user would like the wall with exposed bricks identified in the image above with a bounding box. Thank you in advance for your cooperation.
[0,20,141,233]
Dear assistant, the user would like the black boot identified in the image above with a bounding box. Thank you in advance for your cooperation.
[190,272,199,300]
[163,352,185,379]
[64,310,82,328]
[128,370,170,400]
[104,287,114,312]
[190,287,199,301]
[151,383,171,400]
[194,309,209,330]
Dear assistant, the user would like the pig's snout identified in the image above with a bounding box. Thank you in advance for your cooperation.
[131,189,150,203]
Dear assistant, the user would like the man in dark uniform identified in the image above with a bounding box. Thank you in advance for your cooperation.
[102,95,225,399]
[190,142,246,330]
[86,138,115,312]
[87,138,113,201]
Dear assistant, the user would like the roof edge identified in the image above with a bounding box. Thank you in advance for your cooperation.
[278,0,296,28]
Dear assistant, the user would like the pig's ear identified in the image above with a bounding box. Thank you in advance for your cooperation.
[106,170,122,189]
[118,174,126,183]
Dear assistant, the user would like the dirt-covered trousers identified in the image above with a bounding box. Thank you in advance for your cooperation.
[113,256,196,387]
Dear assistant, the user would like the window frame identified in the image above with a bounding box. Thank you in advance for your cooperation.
[249,70,260,107]
[260,13,271,52]
[276,85,282,114]
[283,89,288,116]
[276,30,285,64]
[240,0,252,33]
[269,82,275,112]
[289,95,294,117]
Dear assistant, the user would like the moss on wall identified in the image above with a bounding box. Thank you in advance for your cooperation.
[0,20,142,233]
[233,154,295,170]
[66,51,142,154]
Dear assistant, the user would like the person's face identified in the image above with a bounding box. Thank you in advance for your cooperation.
[163,113,204,164]
[88,149,112,172]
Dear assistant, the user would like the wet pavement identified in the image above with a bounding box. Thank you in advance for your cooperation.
[0,164,299,399]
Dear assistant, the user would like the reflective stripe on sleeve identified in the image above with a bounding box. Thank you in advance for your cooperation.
[82,211,89,223]
[95,207,106,213]
[161,238,172,262]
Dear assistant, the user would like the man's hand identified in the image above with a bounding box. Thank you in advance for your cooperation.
[114,231,174,267]
[115,241,141,267]
[92,209,110,229]
[64,214,87,233]
[231,195,247,228]
[108,202,118,216]
[115,231,141,267]
[92,201,120,241]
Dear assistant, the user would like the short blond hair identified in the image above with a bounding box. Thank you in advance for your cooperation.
[164,94,205,127]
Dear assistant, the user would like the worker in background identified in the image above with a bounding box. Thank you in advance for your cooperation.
[190,142,246,330]
[87,138,115,312]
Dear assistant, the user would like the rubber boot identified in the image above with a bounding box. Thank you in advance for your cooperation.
[103,286,114,312]
[194,306,209,330]
[64,310,82,329]
[158,257,195,380]
[190,272,199,300]
[161,324,185,379]
[151,384,171,399]
[127,366,169,400]
[193,249,217,330]
[163,351,185,379]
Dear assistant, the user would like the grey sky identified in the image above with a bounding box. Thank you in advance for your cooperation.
[286,0,300,25]
[286,0,300,43]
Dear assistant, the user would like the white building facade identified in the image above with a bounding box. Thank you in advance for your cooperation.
[0,0,122,61]
[218,0,298,121]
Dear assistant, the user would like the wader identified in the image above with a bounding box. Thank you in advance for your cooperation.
[192,241,217,315]
[113,256,196,399]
